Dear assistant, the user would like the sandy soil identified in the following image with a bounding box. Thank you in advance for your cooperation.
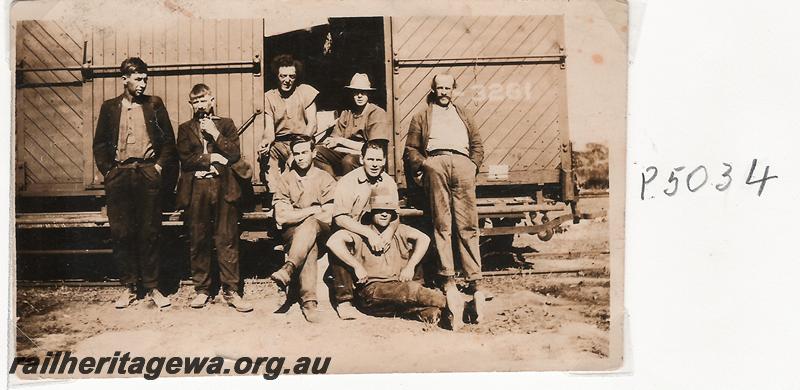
[13,198,613,375]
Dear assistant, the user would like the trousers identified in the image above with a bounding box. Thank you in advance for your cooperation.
[422,153,482,281]
[104,163,162,289]
[186,177,240,294]
[313,146,361,178]
[265,140,292,193]
[356,280,446,319]
[281,216,330,303]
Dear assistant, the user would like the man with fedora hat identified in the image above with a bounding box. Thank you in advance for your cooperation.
[326,184,463,328]
[175,83,253,312]
[314,73,391,177]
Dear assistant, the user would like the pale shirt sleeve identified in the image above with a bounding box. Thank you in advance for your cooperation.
[271,173,292,210]
[332,175,356,219]
[299,84,319,109]
[319,172,337,205]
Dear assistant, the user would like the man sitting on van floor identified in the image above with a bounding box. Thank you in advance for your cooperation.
[175,83,252,313]
[269,135,337,323]
[314,73,391,177]
[258,54,319,192]
[326,185,464,328]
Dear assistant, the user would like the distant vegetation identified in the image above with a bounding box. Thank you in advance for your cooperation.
[573,143,609,190]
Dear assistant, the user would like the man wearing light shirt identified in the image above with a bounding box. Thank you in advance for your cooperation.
[403,73,486,330]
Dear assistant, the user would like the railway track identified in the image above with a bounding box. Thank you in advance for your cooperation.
[15,250,610,288]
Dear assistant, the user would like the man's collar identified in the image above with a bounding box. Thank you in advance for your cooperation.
[121,95,142,108]
[352,103,375,118]
[291,165,313,180]
[356,168,383,184]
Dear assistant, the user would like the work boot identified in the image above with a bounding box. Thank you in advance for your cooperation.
[301,300,322,323]
[223,290,253,313]
[147,289,171,309]
[190,292,210,309]
[114,285,137,309]
[270,262,296,289]
[444,282,464,331]
[336,301,361,320]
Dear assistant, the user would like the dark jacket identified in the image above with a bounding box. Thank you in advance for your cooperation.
[403,102,484,176]
[92,94,177,176]
[175,117,242,210]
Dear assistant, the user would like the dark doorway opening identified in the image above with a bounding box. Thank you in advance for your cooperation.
[263,17,387,113]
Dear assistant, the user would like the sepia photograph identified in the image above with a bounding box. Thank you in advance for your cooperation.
[9,0,626,378]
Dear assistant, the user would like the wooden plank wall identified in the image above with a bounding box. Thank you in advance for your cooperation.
[15,20,86,192]
[85,19,265,187]
[391,16,565,185]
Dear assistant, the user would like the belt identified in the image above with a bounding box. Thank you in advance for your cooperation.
[275,134,297,142]
[428,149,468,158]
[115,158,156,169]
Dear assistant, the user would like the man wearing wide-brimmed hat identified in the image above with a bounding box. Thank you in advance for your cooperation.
[314,73,391,177]
[327,184,464,329]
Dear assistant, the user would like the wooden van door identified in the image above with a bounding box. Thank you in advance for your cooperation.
[389,16,571,187]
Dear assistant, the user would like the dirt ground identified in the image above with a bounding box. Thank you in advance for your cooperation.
[13,197,613,375]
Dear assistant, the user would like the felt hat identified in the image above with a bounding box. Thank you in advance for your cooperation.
[344,73,376,91]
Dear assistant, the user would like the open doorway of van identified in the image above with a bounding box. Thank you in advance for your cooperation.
[264,17,387,115]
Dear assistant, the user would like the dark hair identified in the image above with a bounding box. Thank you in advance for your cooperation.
[361,139,388,158]
[289,134,315,153]
[120,57,148,76]
[189,83,212,99]
[271,54,304,80]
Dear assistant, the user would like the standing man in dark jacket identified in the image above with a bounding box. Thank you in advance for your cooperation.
[93,57,176,309]
[403,73,486,329]
[175,83,253,313]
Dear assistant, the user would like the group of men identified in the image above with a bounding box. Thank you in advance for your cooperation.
[93,55,486,330]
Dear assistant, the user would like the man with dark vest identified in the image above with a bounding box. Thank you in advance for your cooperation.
[93,57,176,309]
[258,54,319,192]
[175,83,253,312]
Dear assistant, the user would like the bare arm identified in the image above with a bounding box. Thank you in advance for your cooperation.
[333,138,364,152]
[304,102,317,136]
[398,225,431,281]
[258,113,276,154]
[326,230,368,283]
[403,226,431,270]
[334,214,379,243]
[274,204,322,226]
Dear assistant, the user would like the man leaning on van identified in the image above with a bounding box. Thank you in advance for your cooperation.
[92,57,178,310]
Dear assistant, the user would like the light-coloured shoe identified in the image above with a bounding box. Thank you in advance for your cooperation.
[223,291,253,313]
[114,288,137,309]
[147,289,171,309]
[473,291,487,324]
[336,301,361,320]
[301,301,322,323]
[190,293,209,309]
[445,285,464,331]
